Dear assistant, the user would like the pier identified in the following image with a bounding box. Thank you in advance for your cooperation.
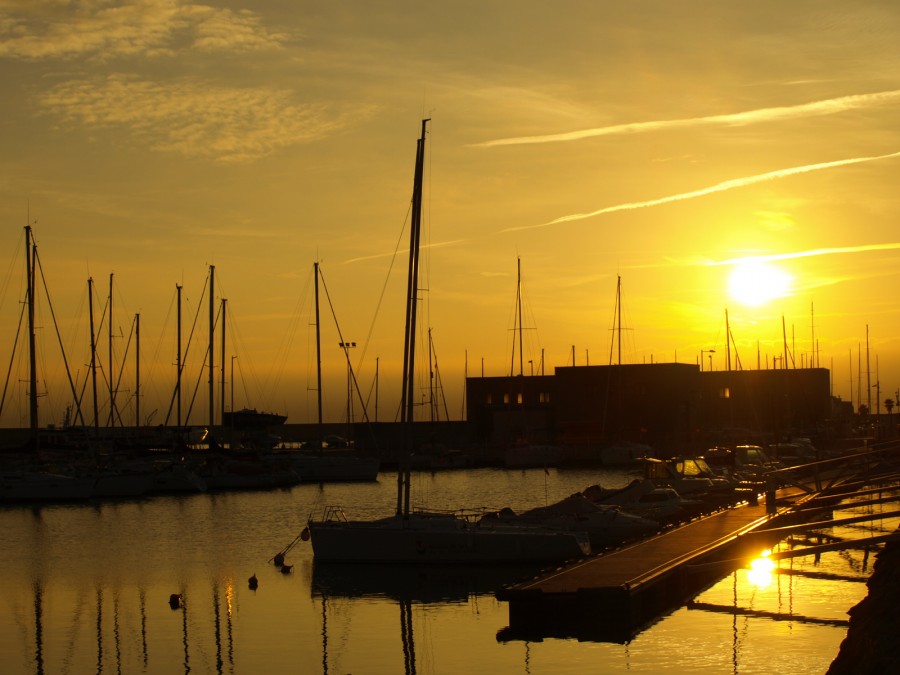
[497,446,900,643]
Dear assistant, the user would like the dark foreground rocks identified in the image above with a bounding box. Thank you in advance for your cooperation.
[828,526,900,674]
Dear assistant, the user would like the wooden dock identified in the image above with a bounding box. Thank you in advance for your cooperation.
[496,493,806,643]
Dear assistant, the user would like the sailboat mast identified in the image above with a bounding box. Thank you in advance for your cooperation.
[108,273,114,427]
[88,277,99,430]
[176,283,182,427]
[135,313,140,427]
[24,226,39,440]
[220,298,227,437]
[398,118,428,518]
[516,257,524,377]
[209,265,215,432]
[314,262,323,446]
[617,275,622,366]
[725,308,731,372]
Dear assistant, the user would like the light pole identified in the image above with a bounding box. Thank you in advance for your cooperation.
[708,349,716,372]
[528,359,533,376]
[700,349,716,372]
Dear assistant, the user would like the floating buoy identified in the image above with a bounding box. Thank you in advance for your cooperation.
[248,574,258,590]
[169,593,182,609]
[273,553,285,567]
[300,526,310,541]
[281,564,293,574]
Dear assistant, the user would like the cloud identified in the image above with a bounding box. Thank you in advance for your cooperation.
[37,74,363,162]
[475,90,900,148]
[343,239,465,265]
[709,243,900,267]
[503,150,900,232]
[0,0,286,60]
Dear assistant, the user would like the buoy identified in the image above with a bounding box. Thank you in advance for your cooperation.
[248,574,258,590]
[169,593,182,609]
[281,564,293,574]
[273,553,285,567]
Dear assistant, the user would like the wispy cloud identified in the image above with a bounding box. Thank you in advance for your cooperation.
[476,90,900,148]
[37,74,365,162]
[343,239,466,265]
[709,243,900,267]
[503,150,900,232]
[0,0,286,60]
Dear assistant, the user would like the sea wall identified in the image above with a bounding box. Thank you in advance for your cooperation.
[828,525,900,674]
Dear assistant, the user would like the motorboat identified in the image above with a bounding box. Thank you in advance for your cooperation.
[308,507,591,563]
[502,493,659,549]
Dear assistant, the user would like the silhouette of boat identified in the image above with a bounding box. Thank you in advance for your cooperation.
[305,120,591,564]
[222,408,287,429]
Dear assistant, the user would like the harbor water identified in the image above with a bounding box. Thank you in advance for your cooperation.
[0,466,888,674]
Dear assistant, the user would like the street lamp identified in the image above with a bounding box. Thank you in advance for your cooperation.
[700,349,716,372]
[528,359,534,376]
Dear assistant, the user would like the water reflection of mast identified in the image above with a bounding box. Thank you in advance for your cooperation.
[113,589,122,675]
[139,588,148,668]
[321,594,328,675]
[96,587,103,673]
[213,582,223,675]
[399,600,416,675]
[33,579,44,675]
[180,588,189,675]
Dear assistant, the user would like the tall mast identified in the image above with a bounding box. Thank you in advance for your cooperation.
[617,275,622,366]
[176,284,182,427]
[25,226,38,440]
[314,262,323,447]
[220,298,227,437]
[781,315,787,370]
[725,308,731,371]
[208,265,215,431]
[866,324,871,414]
[428,327,435,420]
[811,302,816,368]
[135,313,140,427]
[398,118,428,517]
[608,276,623,366]
[88,277,99,430]
[108,273,114,427]
[516,257,524,377]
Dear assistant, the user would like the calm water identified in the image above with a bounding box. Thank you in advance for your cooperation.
[0,467,890,674]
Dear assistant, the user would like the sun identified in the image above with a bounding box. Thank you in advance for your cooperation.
[727,259,792,307]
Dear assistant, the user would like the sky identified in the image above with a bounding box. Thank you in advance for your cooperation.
[2,1,900,430]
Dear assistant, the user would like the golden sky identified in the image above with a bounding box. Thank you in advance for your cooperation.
[2,1,900,428]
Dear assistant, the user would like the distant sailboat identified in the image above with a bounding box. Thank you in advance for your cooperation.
[306,120,590,563]
[280,262,379,482]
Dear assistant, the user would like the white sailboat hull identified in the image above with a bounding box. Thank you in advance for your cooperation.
[308,512,591,563]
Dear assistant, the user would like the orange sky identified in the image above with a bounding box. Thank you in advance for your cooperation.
[2,1,900,429]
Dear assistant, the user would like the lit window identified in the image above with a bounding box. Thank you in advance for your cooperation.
[719,387,730,399]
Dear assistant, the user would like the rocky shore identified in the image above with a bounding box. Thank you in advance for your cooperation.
[828,525,900,674]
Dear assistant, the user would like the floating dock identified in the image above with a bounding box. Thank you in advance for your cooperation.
[496,492,807,642]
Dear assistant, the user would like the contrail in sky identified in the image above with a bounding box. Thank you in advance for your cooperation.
[476,90,900,147]
[502,150,900,232]
[710,244,900,266]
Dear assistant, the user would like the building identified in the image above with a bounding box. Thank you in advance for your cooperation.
[466,363,832,459]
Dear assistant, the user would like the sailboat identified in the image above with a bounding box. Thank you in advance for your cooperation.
[283,262,380,482]
[305,120,590,563]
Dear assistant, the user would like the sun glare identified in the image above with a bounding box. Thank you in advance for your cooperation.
[747,549,777,588]
[727,260,792,307]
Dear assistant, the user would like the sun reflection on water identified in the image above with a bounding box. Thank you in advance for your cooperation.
[747,549,776,589]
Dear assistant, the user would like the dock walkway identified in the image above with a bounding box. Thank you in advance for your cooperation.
[497,492,807,642]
